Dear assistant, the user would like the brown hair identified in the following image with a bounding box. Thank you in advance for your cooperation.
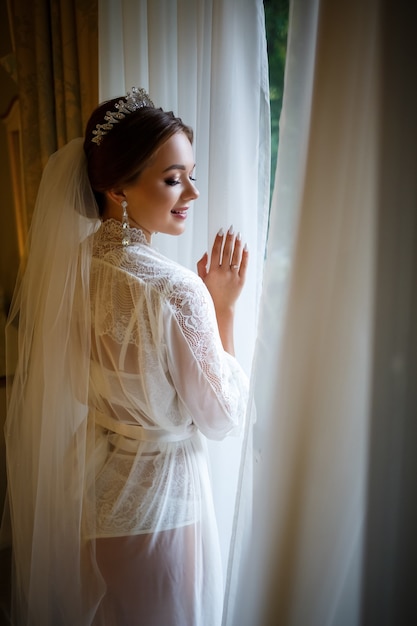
[83,97,193,214]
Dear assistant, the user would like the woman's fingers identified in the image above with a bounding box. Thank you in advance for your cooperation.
[196,252,208,279]
[237,243,249,279]
[200,227,249,310]
[202,226,248,289]
[221,225,235,267]
[210,228,226,268]
[228,230,243,270]
[210,225,246,270]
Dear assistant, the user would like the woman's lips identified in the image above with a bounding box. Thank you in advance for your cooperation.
[171,208,188,217]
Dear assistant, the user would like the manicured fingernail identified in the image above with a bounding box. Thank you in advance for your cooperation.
[217,228,224,236]
[244,243,249,252]
[228,224,234,235]
[237,231,242,241]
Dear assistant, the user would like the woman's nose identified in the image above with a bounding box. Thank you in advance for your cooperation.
[183,180,199,201]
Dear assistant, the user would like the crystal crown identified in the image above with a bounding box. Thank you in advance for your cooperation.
[92,87,154,145]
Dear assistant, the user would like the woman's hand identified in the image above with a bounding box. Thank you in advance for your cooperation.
[196,226,249,354]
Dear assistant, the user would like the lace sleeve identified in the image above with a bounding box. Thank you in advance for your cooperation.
[163,277,248,440]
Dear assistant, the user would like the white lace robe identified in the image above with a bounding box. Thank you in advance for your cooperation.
[88,219,248,626]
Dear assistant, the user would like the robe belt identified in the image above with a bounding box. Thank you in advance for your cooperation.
[94,410,197,443]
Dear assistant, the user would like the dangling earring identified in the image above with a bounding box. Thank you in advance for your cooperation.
[121,200,130,246]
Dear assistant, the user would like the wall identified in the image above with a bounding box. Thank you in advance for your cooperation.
[0,1,19,514]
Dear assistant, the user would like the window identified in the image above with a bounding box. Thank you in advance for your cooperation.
[264,0,289,200]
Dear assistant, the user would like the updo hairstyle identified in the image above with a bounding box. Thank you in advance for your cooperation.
[84,97,193,214]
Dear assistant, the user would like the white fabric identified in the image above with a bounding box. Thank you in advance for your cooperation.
[3,138,249,624]
[97,0,270,597]
[3,139,104,624]
[88,219,248,536]
[88,219,248,625]
[98,0,270,372]
[230,0,383,624]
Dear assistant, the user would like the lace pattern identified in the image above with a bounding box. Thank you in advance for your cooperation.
[91,221,226,397]
[95,217,149,247]
[92,434,198,536]
[88,219,248,535]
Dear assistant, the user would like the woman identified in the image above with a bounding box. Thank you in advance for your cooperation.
[4,88,249,625]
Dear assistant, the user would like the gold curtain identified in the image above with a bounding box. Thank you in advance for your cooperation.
[8,0,98,224]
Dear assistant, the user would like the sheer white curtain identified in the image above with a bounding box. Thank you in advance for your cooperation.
[230,0,417,624]
[98,0,269,370]
[98,0,269,595]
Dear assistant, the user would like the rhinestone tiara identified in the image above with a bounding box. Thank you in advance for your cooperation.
[91,87,155,145]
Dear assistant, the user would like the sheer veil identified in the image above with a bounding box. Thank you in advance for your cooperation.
[3,138,104,624]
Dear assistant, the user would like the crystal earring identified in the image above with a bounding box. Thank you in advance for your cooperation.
[121,200,130,246]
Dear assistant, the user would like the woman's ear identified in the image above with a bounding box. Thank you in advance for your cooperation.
[101,189,127,220]
[105,189,126,205]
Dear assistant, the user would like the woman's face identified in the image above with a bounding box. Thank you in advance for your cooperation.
[117,131,199,240]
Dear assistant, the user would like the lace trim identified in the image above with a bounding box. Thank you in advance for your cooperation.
[96,218,149,246]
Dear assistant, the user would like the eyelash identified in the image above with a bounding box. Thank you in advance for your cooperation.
[165,176,197,187]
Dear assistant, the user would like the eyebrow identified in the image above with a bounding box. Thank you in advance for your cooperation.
[162,164,186,172]
[162,164,195,173]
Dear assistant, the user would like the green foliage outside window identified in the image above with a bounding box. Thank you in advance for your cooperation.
[264,0,289,200]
